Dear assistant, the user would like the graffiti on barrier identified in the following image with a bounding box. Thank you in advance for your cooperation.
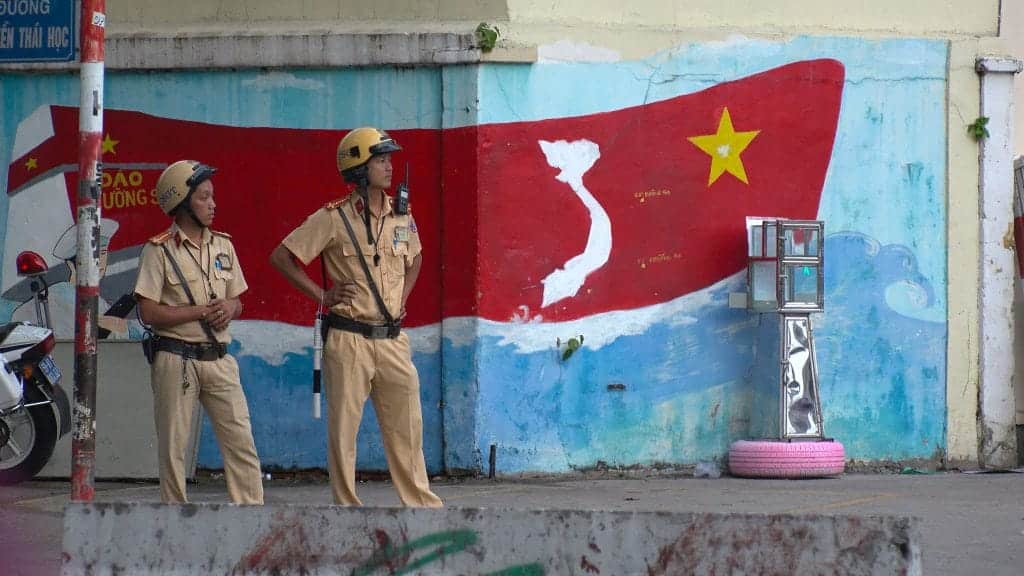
[353,528,544,576]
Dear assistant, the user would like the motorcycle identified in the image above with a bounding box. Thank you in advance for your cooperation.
[0,251,71,485]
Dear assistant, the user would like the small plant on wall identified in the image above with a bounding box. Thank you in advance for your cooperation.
[557,335,585,362]
[476,22,500,53]
[968,116,990,140]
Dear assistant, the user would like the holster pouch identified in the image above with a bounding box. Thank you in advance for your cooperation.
[141,331,156,365]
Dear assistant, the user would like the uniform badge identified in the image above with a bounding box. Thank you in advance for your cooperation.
[394,226,409,243]
[215,253,233,271]
[409,217,418,233]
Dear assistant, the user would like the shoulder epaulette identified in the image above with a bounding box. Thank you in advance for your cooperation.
[211,230,232,239]
[324,195,350,210]
[147,230,173,245]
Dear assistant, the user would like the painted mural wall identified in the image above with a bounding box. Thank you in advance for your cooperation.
[453,36,948,472]
[0,35,948,474]
[0,68,450,472]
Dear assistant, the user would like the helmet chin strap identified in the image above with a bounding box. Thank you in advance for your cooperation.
[181,192,208,229]
[356,177,384,267]
[187,207,207,229]
[357,178,374,245]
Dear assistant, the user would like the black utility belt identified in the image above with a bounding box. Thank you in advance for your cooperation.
[153,335,227,361]
[324,313,401,340]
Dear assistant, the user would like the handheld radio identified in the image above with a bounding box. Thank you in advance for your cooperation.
[395,163,410,215]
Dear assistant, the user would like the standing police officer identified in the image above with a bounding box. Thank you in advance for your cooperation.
[134,160,263,504]
[270,128,442,507]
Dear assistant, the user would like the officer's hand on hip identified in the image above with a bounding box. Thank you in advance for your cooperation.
[324,281,358,308]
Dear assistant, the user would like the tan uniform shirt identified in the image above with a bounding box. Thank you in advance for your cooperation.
[282,193,421,324]
[134,225,248,344]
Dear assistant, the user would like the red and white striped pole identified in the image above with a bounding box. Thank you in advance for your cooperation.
[72,0,106,502]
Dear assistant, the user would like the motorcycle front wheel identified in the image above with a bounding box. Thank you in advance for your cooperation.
[0,384,58,485]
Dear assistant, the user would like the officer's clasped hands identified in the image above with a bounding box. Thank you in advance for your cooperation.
[204,298,235,331]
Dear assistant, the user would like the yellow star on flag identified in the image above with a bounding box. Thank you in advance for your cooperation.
[688,107,760,186]
[101,133,119,155]
[24,158,38,171]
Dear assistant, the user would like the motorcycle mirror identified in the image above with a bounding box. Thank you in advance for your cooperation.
[16,251,49,277]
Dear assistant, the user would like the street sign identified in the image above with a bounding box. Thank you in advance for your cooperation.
[0,0,76,63]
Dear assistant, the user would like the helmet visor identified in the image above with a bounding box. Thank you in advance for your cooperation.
[186,163,217,190]
[368,140,401,156]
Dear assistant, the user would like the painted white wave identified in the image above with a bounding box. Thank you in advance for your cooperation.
[231,321,309,366]
[232,320,443,366]
[441,316,479,350]
[479,271,746,354]
[407,324,442,355]
[231,272,748,363]
[885,280,945,323]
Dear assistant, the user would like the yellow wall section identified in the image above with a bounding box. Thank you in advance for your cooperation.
[509,0,996,36]
[947,39,982,465]
[1003,0,1024,156]
[107,0,509,32]
[945,35,1014,465]
[109,1,995,38]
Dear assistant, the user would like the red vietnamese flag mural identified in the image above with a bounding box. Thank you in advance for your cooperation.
[472,58,844,322]
[6,59,843,328]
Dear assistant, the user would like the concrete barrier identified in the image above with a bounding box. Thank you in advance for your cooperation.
[63,503,921,575]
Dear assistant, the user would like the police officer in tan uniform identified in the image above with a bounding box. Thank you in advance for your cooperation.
[134,160,263,505]
[270,128,442,507]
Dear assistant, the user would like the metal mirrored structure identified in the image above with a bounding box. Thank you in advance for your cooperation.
[747,219,826,439]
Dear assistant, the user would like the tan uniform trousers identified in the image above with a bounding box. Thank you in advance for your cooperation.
[323,329,442,507]
[151,351,263,504]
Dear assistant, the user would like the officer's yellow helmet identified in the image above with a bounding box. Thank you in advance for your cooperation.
[154,160,217,215]
[336,127,401,180]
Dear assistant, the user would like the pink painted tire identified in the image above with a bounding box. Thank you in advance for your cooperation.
[728,439,845,478]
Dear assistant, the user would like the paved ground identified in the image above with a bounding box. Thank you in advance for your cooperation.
[2,471,1022,575]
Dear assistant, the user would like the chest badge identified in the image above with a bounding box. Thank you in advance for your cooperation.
[215,253,233,271]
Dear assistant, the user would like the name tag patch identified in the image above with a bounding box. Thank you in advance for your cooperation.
[215,253,233,271]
